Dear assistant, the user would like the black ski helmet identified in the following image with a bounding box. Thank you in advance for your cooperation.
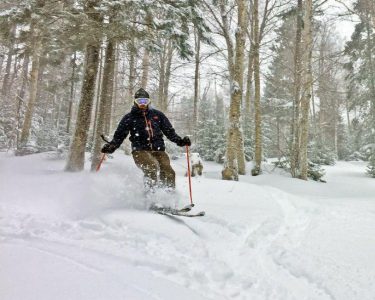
[134,88,149,99]
[134,88,151,109]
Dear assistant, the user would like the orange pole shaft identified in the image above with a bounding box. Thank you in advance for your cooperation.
[96,153,106,172]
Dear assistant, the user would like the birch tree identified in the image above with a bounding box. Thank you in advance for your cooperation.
[290,0,303,177]
[219,0,248,180]
[299,0,313,180]
[252,0,262,176]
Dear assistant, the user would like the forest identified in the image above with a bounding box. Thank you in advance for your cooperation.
[0,0,374,180]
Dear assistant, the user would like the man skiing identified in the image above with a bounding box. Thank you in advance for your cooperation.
[101,88,191,191]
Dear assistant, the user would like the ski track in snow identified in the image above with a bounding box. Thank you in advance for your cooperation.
[1,153,375,300]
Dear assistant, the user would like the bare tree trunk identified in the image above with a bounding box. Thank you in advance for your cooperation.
[290,0,303,178]
[299,0,313,180]
[92,46,104,142]
[222,0,247,180]
[140,12,152,89]
[10,46,20,87]
[317,36,325,146]
[111,44,119,133]
[103,41,116,135]
[54,93,62,129]
[141,48,150,89]
[91,38,116,171]
[193,27,201,130]
[345,96,351,134]
[158,40,167,110]
[19,27,42,147]
[162,40,173,112]
[1,25,16,99]
[67,51,76,133]
[332,95,338,156]
[122,42,137,156]
[66,44,101,171]
[65,0,101,172]
[0,54,4,77]
[215,77,224,127]
[277,116,281,159]
[245,14,255,119]
[245,48,254,119]
[252,0,262,176]
[219,2,235,78]
[365,19,375,146]
[311,85,318,142]
[235,130,246,175]
[128,41,136,100]
[15,52,30,148]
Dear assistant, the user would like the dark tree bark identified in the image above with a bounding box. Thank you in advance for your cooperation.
[290,0,303,178]
[19,25,42,146]
[66,52,77,134]
[92,46,104,143]
[91,38,116,171]
[193,27,201,130]
[15,52,30,148]
[252,0,262,176]
[1,25,16,99]
[65,0,102,171]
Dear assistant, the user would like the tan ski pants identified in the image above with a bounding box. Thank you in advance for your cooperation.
[132,151,176,189]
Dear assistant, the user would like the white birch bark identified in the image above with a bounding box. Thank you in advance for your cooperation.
[290,0,303,178]
[299,0,313,180]
[252,0,262,176]
[222,0,247,180]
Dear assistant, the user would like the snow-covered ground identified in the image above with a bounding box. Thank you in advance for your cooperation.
[1,152,374,300]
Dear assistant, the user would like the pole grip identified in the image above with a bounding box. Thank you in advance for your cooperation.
[100,134,111,143]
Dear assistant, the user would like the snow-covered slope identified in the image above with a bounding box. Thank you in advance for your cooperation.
[1,152,374,300]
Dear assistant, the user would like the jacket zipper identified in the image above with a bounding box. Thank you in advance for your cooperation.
[143,112,153,150]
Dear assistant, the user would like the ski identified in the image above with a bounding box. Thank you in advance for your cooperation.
[169,210,205,217]
[149,204,205,218]
[156,209,205,218]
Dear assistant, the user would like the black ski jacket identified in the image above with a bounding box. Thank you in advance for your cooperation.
[110,106,182,151]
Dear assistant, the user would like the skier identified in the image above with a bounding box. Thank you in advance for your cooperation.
[101,88,191,192]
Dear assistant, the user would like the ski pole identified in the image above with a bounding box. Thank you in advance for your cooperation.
[96,153,106,172]
[186,145,193,205]
[96,134,110,172]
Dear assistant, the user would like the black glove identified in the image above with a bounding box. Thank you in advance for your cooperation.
[177,136,191,147]
[101,143,117,154]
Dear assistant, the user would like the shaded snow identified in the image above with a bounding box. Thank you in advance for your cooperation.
[1,152,375,300]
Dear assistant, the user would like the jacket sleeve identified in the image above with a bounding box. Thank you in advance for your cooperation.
[160,112,182,144]
[111,115,130,148]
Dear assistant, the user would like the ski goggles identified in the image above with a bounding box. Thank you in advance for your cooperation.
[135,98,150,106]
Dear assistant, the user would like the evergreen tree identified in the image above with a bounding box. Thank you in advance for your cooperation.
[344,1,375,168]
[263,16,296,158]
[195,92,226,162]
